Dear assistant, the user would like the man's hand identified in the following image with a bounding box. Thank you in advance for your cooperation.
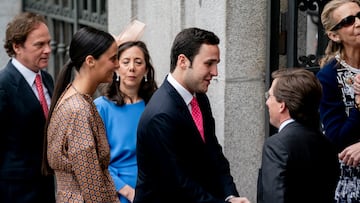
[229,197,251,203]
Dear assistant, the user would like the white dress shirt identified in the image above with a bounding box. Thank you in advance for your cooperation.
[12,58,51,107]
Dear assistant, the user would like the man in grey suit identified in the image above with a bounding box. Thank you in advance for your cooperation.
[0,12,55,202]
[134,27,250,203]
[257,68,339,203]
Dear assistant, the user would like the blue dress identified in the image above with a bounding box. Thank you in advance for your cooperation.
[94,96,145,203]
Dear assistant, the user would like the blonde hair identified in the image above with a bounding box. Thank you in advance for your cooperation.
[319,0,360,67]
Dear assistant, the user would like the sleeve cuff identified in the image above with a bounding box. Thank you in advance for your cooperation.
[225,195,236,202]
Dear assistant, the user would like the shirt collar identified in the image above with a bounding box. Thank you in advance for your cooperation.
[167,73,193,105]
[11,58,40,87]
[278,118,295,132]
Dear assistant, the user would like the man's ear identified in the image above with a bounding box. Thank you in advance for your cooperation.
[12,43,21,55]
[177,54,189,70]
[279,102,286,113]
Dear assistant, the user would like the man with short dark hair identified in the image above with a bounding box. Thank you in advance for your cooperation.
[257,68,339,203]
[134,27,250,203]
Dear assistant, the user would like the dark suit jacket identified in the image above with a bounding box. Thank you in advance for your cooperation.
[257,121,339,203]
[0,60,55,203]
[134,78,239,203]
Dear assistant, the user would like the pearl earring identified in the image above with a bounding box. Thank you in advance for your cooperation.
[144,75,148,82]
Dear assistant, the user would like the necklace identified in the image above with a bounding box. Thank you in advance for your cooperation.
[71,83,80,93]
[71,83,90,96]
[335,54,360,87]
[335,54,360,72]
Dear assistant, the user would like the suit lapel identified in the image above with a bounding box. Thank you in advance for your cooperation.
[6,62,48,117]
[163,80,191,117]
[162,79,208,143]
[6,63,38,100]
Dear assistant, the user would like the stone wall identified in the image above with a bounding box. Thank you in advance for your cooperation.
[0,0,22,68]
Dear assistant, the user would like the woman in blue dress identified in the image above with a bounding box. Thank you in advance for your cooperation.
[95,41,157,203]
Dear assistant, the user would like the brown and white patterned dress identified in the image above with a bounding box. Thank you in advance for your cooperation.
[47,85,120,203]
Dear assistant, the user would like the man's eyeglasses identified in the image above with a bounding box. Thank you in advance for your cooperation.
[331,11,360,31]
[265,91,273,100]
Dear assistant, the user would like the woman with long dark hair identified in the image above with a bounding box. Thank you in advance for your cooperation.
[43,27,120,202]
[95,41,157,203]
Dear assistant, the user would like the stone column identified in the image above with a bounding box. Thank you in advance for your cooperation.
[0,0,22,68]
[224,1,267,201]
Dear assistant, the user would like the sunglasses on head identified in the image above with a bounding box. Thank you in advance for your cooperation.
[331,11,360,31]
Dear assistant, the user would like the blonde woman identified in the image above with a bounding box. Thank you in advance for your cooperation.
[317,0,360,201]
